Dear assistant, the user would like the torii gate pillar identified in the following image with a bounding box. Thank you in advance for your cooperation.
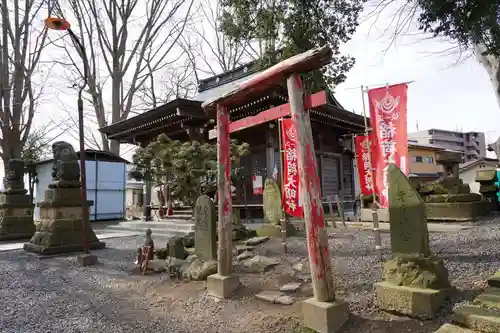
[203,46,349,333]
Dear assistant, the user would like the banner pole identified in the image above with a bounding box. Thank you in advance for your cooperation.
[360,85,383,262]
[353,134,363,222]
[278,118,288,254]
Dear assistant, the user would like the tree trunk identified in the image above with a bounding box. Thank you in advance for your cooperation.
[475,43,500,108]
[109,139,120,155]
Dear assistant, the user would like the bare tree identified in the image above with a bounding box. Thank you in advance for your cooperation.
[0,0,54,170]
[180,0,258,79]
[50,0,196,155]
[22,120,67,165]
[136,47,198,111]
[367,0,500,108]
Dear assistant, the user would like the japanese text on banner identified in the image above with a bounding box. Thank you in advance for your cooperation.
[281,119,303,218]
[355,135,375,196]
[368,84,409,208]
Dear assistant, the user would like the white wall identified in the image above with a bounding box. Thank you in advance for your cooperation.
[460,168,481,194]
[459,163,498,194]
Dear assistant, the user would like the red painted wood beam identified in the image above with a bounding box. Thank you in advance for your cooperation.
[202,46,332,112]
[208,90,327,140]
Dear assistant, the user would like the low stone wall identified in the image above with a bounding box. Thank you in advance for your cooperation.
[361,201,490,223]
[426,201,490,222]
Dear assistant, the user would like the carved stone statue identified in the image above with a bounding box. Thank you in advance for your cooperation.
[48,141,81,188]
[3,158,27,194]
[136,228,155,266]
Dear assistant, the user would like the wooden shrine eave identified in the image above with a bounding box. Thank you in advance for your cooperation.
[98,98,206,143]
[311,105,366,132]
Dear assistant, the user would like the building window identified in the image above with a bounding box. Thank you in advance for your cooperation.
[426,157,434,164]
[412,156,423,163]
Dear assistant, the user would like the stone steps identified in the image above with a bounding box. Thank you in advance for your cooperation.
[95,220,194,238]
[440,273,500,333]
[163,206,193,220]
[451,306,500,332]
[434,324,479,333]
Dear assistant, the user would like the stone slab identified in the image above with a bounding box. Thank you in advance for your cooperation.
[0,215,35,241]
[44,187,82,202]
[255,291,283,303]
[434,323,480,333]
[275,295,294,305]
[280,282,302,292]
[0,193,32,205]
[77,253,98,266]
[236,251,254,261]
[23,240,106,255]
[375,281,451,319]
[0,231,34,241]
[244,236,270,246]
[235,245,254,254]
[302,298,349,333]
[487,272,500,288]
[206,274,240,299]
[452,306,500,333]
[37,200,94,208]
[473,294,500,310]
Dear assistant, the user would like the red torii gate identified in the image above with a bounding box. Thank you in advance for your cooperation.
[203,46,349,332]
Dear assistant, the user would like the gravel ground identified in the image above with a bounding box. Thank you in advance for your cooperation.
[0,217,499,333]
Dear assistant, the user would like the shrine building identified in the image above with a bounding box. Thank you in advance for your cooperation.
[99,61,367,218]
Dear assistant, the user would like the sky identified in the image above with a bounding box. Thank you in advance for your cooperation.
[335,3,500,151]
[19,0,500,171]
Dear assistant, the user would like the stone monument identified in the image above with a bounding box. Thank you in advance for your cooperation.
[24,141,105,255]
[262,178,283,224]
[375,164,452,319]
[0,158,35,240]
[476,169,499,211]
[259,178,296,237]
[194,195,216,261]
[136,228,154,264]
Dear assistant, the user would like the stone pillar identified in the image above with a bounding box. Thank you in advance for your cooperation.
[0,159,35,241]
[374,164,452,319]
[24,141,105,255]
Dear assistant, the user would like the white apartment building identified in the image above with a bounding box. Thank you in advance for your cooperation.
[408,129,486,162]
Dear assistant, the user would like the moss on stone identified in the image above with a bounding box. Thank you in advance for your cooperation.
[476,169,498,182]
[382,256,451,290]
[262,178,284,225]
[425,193,482,203]
[255,223,297,237]
[480,184,498,193]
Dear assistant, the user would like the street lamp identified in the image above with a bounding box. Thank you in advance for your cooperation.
[45,18,96,265]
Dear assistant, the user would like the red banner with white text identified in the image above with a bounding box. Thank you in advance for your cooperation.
[281,118,303,218]
[368,83,409,208]
[355,135,375,196]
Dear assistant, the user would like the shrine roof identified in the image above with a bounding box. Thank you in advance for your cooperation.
[99,98,205,143]
[99,52,369,143]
